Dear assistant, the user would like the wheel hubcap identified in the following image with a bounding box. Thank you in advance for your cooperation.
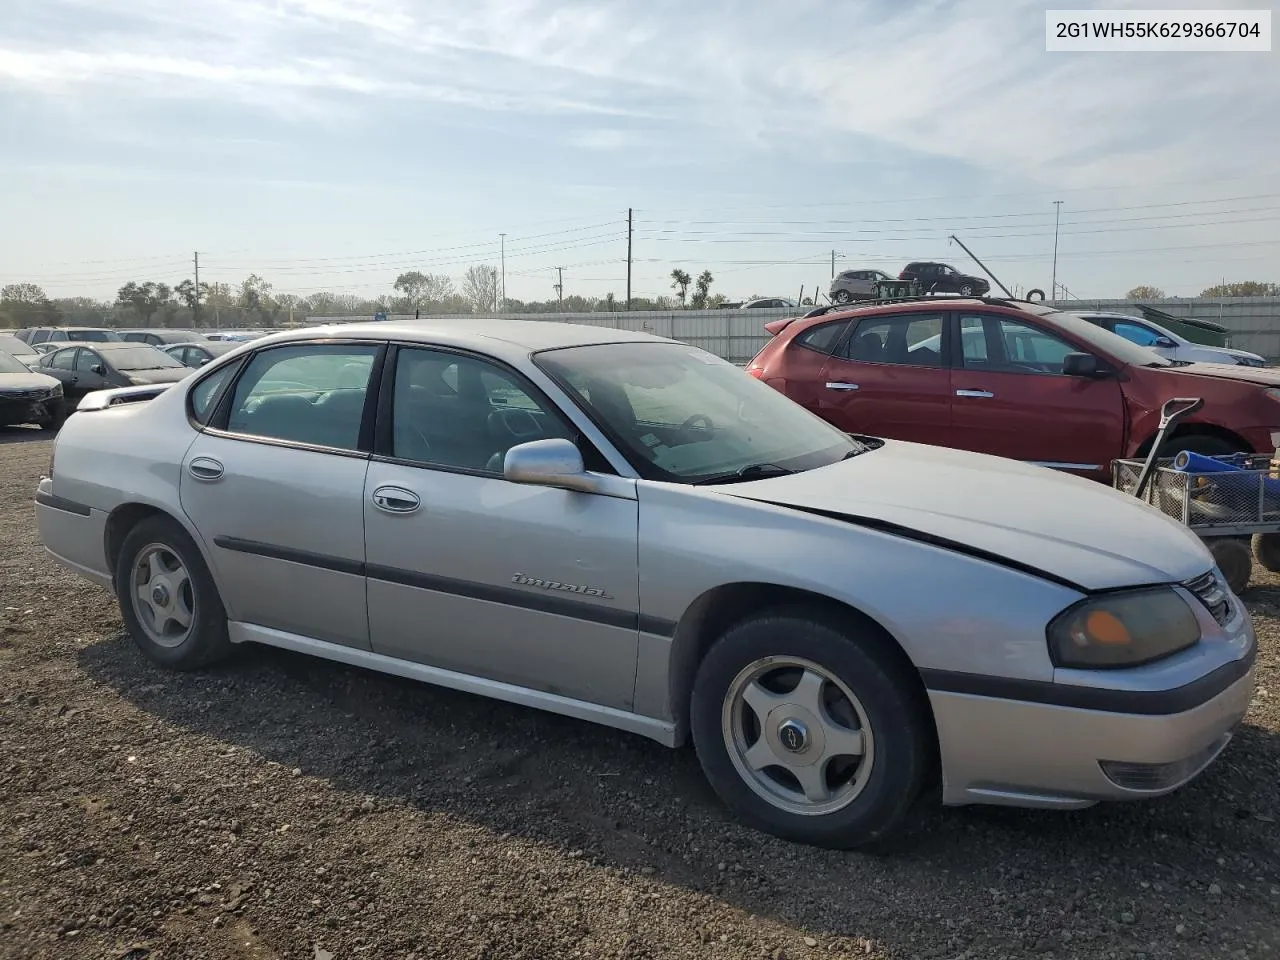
[722,656,874,816]
[130,544,195,648]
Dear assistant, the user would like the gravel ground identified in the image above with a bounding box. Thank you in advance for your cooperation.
[2,427,1278,960]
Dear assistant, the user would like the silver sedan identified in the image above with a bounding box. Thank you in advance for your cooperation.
[35,320,1255,847]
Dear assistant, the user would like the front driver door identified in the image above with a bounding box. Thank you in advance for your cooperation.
[949,312,1125,477]
[363,345,641,710]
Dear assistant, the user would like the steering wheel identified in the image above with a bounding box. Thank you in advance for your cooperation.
[680,414,716,435]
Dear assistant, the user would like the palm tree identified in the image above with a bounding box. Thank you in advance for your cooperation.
[692,270,714,308]
[670,268,692,307]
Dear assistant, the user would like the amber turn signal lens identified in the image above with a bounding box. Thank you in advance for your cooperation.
[1084,610,1132,645]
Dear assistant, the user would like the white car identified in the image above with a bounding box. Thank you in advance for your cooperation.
[1079,312,1265,367]
[35,320,1255,848]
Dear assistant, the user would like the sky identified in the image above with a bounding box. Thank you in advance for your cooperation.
[1,0,1277,307]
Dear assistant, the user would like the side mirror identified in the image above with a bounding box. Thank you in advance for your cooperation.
[1062,353,1103,377]
[197,357,211,367]
[503,438,598,493]
[1154,337,1177,348]
[91,364,105,376]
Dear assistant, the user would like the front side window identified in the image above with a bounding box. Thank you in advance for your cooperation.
[536,342,860,484]
[1113,321,1164,347]
[838,313,944,366]
[391,348,573,473]
[225,344,380,450]
[960,314,1080,375]
[74,349,101,373]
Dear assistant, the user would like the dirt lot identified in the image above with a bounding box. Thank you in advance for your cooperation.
[1,429,1278,960]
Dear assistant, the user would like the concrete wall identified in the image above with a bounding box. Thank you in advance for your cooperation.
[310,297,1280,363]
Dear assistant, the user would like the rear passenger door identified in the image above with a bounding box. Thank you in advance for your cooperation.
[179,341,383,651]
[362,345,641,711]
[816,311,952,444]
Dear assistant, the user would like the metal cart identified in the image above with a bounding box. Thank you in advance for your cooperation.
[1112,397,1280,594]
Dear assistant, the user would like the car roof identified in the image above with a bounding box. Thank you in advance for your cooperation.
[262,318,676,353]
[778,296,1057,337]
[47,340,158,350]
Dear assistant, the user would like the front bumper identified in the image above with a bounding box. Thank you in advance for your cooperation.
[930,606,1256,809]
[0,394,58,426]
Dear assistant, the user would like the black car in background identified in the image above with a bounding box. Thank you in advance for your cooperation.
[37,342,191,409]
[899,262,990,296]
[0,350,64,430]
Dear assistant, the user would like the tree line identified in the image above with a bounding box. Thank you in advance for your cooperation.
[1125,281,1280,300]
[0,262,733,330]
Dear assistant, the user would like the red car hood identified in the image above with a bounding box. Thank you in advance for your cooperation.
[1156,361,1280,387]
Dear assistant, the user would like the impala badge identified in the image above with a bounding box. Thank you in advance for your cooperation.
[511,573,613,600]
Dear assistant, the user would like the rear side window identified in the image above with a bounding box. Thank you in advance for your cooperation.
[225,344,381,451]
[838,313,944,366]
[49,348,77,370]
[1113,322,1163,347]
[795,321,850,355]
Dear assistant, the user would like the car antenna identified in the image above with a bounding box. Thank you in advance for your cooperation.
[948,234,1015,298]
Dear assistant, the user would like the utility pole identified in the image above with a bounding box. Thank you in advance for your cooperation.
[554,267,564,309]
[1051,200,1063,302]
[499,233,506,313]
[193,251,201,328]
[831,249,836,279]
[626,208,633,311]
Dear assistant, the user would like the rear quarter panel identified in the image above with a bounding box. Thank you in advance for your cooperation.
[44,386,200,573]
[631,482,1083,727]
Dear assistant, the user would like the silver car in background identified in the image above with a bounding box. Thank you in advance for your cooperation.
[35,320,1255,847]
[829,269,894,304]
[1078,312,1267,366]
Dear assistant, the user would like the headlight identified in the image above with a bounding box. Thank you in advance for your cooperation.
[1047,588,1200,669]
[50,382,63,397]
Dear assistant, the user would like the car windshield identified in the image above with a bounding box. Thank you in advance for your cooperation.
[1047,309,1174,367]
[535,342,863,484]
[0,351,31,374]
[105,347,186,371]
[0,336,35,357]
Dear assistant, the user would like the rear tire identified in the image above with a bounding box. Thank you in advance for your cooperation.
[115,515,232,670]
[832,291,851,305]
[689,607,931,849]
[1157,434,1244,459]
[1252,533,1280,573]
[1208,538,1252,595]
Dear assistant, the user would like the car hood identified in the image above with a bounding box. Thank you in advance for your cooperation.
[123,368,190,385]
[0,371,60,392]
[1156,361,1280,386]
[717,440,1212,591]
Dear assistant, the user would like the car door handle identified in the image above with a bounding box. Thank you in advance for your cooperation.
[825,382,860,391]
[371,485,421,514]
[188,457,224,481]
[955,389,995,399]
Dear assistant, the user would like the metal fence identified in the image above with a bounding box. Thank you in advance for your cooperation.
[309,297,1280,364]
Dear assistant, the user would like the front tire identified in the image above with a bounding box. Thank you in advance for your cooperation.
[958,283,975,296]
[1207,537,1252,595]
[115,515,231,670]
[1252,533,1280,573]
[690,608,931,849]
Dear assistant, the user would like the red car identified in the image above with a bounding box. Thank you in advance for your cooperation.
[747,298,1280,481]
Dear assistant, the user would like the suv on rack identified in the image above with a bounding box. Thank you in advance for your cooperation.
[899,262,989,297]
[747,297,1280,481]
[829,269,894,304]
